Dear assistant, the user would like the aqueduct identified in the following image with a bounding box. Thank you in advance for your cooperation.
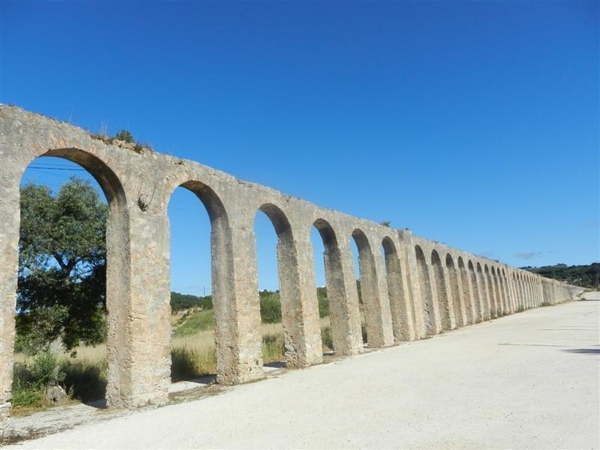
[0,105,583,427]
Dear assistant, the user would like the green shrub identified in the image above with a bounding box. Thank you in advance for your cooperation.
[114,130,133,143]
[259,291,282,324]
[29,351,65,388]
[11,387,45,409]
[11,352,66,411]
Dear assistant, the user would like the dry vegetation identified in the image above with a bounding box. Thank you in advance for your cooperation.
[12,314,334,414]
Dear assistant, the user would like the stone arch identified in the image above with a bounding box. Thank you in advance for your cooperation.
[313,219,362,355]
[431,250,451,331]
[518,272,527,310]
[513,272,522,311]
[351,229,390,348]
[415,245,436,335]
[504,269,512,312]
[446,254,464,328]
[458,257,474,324]
[502,268,514,313]
[496,267,508,314]
[484,265,497,319]
[476,262,490,320]
[382,236,411,341]
[7,148,137,411]
[468,260,482,322]
[490,266,502,317]
[256,203,314,367]
[524,274,532,308]
[170,180,239,383]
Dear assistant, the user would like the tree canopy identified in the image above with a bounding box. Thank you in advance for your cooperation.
[523,263,600,290]
[17,177,108,353]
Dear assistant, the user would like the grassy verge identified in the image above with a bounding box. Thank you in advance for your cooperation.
[12,314,335,414]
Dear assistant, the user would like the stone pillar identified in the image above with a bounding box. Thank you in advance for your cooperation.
[327,240,363,355]
[458,262,474,325]
[279,234,323,367]
[440,264,457,330]
[398,230,426,339]
[476,265,490,320]
[105,211,171,408]
[425,260,442,334]
[372,248,395,347]
[214,221,264,384]
[0,176,19,432]
[355,233,394,349]
[444,263,463,329]
[383,240,415,342]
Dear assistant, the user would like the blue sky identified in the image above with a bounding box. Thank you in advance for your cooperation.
[3,1,598,295]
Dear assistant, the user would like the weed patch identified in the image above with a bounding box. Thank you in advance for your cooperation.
[262,333,285,364]
[171,346,216,382]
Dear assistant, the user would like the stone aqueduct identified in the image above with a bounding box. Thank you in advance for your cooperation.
[0,106,581,425]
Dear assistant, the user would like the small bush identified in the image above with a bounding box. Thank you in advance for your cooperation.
[11,352,67,412]
[11,387,45,409]
[114,130,134,143]
[259,291,282,324]
[30,351,64,387]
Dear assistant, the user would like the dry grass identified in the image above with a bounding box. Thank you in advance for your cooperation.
[14,317,334,399]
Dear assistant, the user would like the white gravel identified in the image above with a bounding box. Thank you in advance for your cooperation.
[6,297,599,449]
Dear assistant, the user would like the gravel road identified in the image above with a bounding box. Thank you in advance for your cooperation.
[7,296,599,449]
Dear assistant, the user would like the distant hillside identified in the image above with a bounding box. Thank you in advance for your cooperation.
[522,263,600,290]
[171,292,212,312]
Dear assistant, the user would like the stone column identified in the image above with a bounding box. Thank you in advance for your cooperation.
[105,210,172,408]
[383,241,415,342]
[398,230,426,339]
[372,248,395,347]
[355,234,394,348]
[0,176,19,431]
[330,241,363,355]
[214,220,264,384]
[279,234,323,367]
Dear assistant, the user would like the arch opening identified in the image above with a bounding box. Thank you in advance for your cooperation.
[382,237,411,342]
[468,260,482,323]
[415,245,436,335]
[477,263,491,320]
[432,250,451,331]
[169,180,234,385]
[312,219,361,356]
[458,257,473,325]
[13,153,128,411]
[168,185,216,384]
[255,203,300,368]
[446,254,464,328]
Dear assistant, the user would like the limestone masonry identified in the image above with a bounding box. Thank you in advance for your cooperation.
[0,105,583,430]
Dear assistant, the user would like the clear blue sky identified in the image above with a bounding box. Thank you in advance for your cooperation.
[2,1,598,295]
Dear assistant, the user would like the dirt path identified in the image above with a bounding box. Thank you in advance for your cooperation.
[5,297,599,449]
